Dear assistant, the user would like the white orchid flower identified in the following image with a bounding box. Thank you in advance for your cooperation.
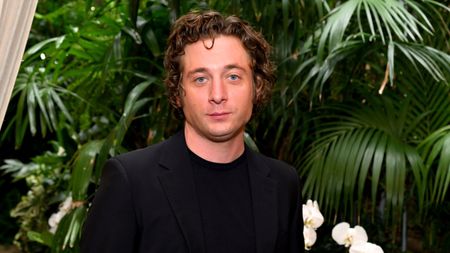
[303,226,317,250]
[59,196,73,212]
[302,199,324,229]
[350,242,384,253]
[48,196,73,234]
[48,211,64,233]
[332,222,368,247]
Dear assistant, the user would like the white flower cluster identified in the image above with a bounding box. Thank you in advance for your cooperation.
[302,199,383,253]
[332,222,383,253]
[302,200,324,250]
[48,196,73,234]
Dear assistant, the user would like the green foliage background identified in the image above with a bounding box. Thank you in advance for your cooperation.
[0,0,449,252]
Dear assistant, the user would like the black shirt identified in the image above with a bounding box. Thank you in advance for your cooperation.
[189,148,256,253]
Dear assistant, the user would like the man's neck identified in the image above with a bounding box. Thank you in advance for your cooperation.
[184,127,245,164]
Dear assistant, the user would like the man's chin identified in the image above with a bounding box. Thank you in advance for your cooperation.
[207,130,242,143]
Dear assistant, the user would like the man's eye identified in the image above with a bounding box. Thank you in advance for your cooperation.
[194,77,207,83]
[228,74,240,81]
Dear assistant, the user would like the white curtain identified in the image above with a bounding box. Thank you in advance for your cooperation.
[0,0,38,131]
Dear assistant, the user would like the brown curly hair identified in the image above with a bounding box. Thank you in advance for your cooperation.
[164,10,275,117]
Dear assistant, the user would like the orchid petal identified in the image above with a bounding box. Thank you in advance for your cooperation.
[352,225,368,244]
[303,226,317,250]
[303,199,324,229]
[332,222,350,245]
[350,242,384,253]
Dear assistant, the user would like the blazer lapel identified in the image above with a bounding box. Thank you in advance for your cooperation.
[247,149,278,253]
[157,132,205,253]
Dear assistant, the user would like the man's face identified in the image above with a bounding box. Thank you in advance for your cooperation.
[179,35,254,143]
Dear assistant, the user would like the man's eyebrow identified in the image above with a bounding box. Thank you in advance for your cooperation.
[186,68,208,77]
[186,64,248,77]
[224,64,247,72]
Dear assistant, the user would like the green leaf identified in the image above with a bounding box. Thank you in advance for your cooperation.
[53,206,87,252]
[69,140,104,201]
[94,78,155,181]
[24,37,64,57]
[143,27,161,57]
[28,231,53,247]
[244,132,259,152]
[122,26,142,44]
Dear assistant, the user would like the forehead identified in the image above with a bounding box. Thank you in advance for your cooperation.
[180,35,252,71]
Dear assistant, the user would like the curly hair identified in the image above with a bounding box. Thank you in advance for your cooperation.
[164,10,275,117]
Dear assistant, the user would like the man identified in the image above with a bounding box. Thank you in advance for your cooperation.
[81,10,301,253]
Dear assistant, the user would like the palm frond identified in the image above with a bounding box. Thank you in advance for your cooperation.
[4,67,74,148]
[394,42,450,82]
[318,0,435,60]
[418,126,450,204]
[301,100,426,218]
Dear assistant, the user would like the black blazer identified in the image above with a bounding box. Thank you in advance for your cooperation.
[80,132,301,253]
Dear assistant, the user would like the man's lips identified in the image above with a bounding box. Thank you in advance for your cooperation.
[208,112,230,116]
[207,112,231,119]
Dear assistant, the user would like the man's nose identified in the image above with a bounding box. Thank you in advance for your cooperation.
[209,78,227,104]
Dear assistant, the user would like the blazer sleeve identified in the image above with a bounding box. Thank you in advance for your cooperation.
[80,158,138,253]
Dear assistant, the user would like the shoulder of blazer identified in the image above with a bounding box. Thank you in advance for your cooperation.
[247,148,297,179]
[110,131,185,176]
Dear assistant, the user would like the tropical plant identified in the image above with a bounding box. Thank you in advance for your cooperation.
[298,0,450,214]
[295,0,450,250]
[1,0,173,251]
[0,142,67,252]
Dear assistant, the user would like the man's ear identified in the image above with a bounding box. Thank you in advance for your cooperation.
[252,76,259,104]
[175,92,184,108]
[175,97,182,108]
[176,74,185,108]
